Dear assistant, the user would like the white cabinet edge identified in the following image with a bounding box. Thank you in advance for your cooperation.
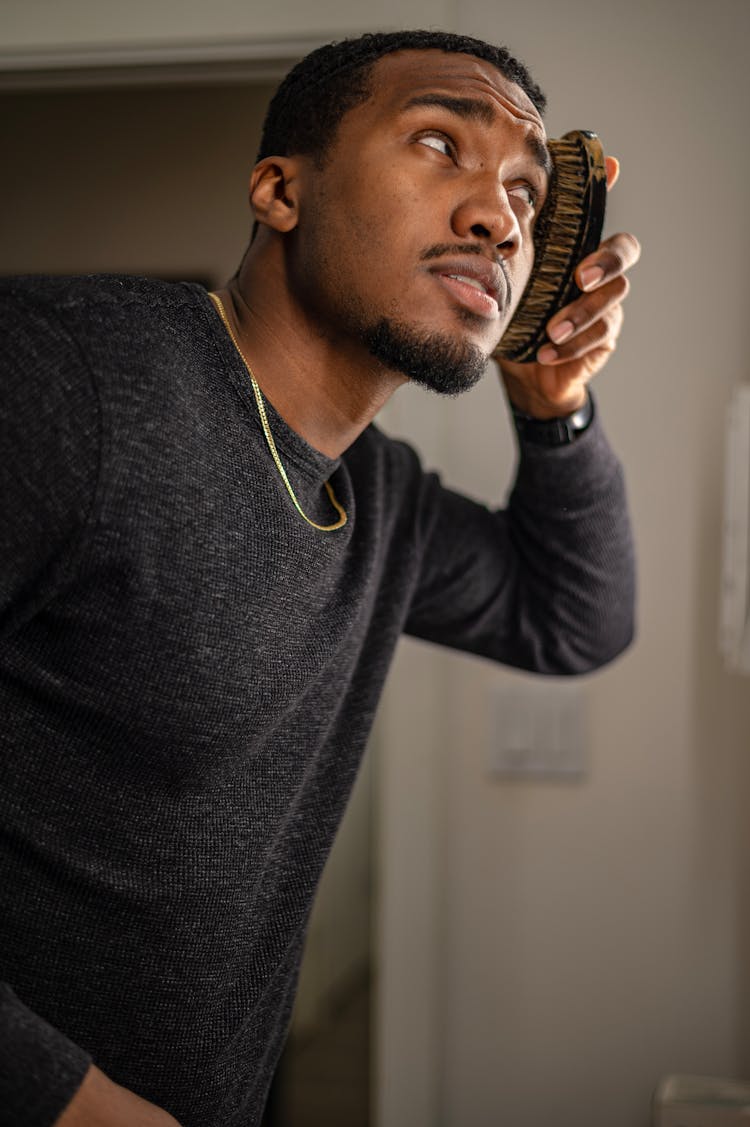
[719,384,750,674]
[0,36,330,89]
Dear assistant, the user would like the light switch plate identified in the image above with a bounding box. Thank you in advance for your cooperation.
[488,679,587,781]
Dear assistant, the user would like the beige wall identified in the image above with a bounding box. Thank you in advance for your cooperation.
[377,1,750,1125]
[0,0,450,54]
[2,3,750,1126]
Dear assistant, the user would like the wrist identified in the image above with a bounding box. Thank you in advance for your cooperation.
[511,392,594,446]
[499,364,589,419]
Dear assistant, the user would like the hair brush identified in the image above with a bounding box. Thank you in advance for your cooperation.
[496,129,607,364]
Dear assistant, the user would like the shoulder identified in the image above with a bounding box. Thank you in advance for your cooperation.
[0,275,215,420]
[344,421,451,549]
[0,274,205,343]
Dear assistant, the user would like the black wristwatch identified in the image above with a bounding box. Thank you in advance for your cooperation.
[510,392,594,446]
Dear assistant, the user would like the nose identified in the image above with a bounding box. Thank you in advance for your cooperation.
[451,174,521,256]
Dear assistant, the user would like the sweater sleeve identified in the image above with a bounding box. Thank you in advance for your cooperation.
[0,283,99,1123]
[404,408,636,674]
[0,986,91,1127]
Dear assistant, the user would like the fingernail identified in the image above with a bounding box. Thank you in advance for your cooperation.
[537,345,558,364]
[548,319,574,344]
[580,266,604,291]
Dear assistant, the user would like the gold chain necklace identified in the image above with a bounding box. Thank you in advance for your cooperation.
[209,292,347,532]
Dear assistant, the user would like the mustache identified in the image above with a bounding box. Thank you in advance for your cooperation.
[419,243,512,308]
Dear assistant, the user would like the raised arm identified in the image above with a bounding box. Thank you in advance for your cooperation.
[404,162,640,672]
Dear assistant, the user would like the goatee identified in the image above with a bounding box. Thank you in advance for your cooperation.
[362,316,489,396]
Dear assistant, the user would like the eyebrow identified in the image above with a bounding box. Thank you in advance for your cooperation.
[404,93,497,126]
[402,93,553,176]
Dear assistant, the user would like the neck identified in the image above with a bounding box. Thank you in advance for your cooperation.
[214,251,406,460]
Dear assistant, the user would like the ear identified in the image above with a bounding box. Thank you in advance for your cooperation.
[249,157,302,233]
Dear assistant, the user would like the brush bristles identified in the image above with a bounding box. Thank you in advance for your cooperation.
[497,131,607,363]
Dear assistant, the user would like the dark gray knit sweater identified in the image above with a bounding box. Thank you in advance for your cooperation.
[0,275,635,1127]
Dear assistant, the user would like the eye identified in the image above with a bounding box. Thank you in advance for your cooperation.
[508,183,538,212]
[416,131,456,160]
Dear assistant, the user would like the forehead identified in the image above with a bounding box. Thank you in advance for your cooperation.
[363,49,546,135]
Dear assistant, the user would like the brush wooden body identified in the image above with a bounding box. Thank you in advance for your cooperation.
[497,130,607,363]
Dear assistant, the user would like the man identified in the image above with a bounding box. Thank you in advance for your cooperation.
[0,28,639,1127]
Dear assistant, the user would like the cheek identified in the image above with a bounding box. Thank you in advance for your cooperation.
[513,235,536,287]
[351,161,434,243]
[348,186,407,251]
[301,165,433,297]
[344,208,419,294]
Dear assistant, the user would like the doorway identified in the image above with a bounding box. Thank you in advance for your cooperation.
[1,75,377,1126]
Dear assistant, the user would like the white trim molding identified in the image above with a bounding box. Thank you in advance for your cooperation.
[0,36,329,90]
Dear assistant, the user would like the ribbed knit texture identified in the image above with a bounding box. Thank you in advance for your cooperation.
[0,275,635,1127]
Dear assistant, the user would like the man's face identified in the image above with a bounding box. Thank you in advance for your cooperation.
[287,49,550,395]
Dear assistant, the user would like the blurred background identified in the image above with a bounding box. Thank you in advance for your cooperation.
[1,2,749,1125]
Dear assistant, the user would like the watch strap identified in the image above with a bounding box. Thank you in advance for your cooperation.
[510,392,594,446]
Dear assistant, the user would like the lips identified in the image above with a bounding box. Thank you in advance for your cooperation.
[428,256,506,319]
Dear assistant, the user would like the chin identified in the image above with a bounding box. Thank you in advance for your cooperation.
[362,316,491,397]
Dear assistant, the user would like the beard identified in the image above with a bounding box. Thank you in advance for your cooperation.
[360,314,490,397]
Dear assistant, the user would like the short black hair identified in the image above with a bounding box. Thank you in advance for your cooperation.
[257,29,546,167]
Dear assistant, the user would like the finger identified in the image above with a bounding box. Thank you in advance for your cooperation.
[546,274,630,345]
[537,304,624,366]
[576,231,641,292]
[605,155,620,190]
